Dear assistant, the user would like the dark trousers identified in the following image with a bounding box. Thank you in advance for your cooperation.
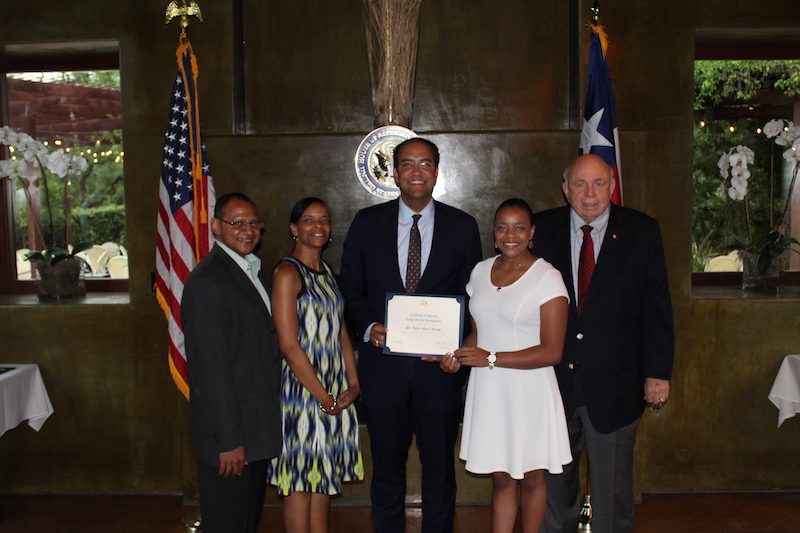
[542,406,639,533]
[361,366,463,533]
[196,458,268,533]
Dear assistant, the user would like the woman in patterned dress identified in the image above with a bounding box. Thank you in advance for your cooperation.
[267,197,363,533]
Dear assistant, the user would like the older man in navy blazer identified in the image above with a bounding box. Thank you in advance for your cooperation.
[531,155,674,533]
[340,138,482,533]
[182,192,282,533]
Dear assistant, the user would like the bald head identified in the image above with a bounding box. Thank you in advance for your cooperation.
[562,154,616,224]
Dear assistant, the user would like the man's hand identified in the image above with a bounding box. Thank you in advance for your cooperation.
[218,445,246,477]
[336,383,361,411]
[370,324,387,349]
[645,378,670,405]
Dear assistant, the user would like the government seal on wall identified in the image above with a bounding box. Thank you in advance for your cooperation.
[354,126,417,199]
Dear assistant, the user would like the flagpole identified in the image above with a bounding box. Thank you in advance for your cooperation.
[162,4,206,532]
[580,0,623,205]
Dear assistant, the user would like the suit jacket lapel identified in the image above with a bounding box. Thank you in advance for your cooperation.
[425,201,448,285]
[585,205,624,306]
[257,269,271,297]
[384,200,404,288]
[215,246,273,320]
[554,208,577,307]
[250,268,275,323]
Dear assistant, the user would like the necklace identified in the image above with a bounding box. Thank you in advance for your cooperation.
[495,260,526,291]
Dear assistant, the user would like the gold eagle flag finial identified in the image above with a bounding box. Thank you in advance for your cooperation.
[165,0,203,31]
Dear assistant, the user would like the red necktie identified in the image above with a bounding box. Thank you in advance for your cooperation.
[405,214,422,293]
[578,224,595,315]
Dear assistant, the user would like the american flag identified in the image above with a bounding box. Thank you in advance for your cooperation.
[580,24,623,206]
[155,36,216,400]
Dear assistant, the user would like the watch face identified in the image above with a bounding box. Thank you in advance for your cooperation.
[487,353,497,363]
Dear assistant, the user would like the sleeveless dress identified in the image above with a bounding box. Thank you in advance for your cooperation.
[267,257,363,495]
[459,256,573,479]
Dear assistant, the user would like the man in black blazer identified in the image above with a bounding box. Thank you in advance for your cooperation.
[340,138,482,533]
[531,155,674,533]
[182,192,282,533]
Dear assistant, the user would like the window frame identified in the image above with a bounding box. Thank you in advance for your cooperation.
[0,42,127,294]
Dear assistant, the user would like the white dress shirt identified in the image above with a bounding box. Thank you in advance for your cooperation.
[569,205,610,306]
[216,242,272,314]
[397,198,436,286]
[364,198,436,342]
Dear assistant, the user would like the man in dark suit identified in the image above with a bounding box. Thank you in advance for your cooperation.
[182,192,282,533]
[340,138,482,533]
[531,154,674,533]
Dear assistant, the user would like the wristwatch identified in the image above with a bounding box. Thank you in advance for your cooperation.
[487,352,497,369]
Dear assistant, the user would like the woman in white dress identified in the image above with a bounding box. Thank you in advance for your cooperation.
[439,198,572,533]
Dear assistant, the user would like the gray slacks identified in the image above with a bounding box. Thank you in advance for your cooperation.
[542,406,639,533]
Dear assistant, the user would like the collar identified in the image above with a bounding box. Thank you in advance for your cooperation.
[398,197,435,223]
[216,242,261,277]
[569,204,611,235]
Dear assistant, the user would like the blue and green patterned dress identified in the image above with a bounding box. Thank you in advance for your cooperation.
[267,256,363,495]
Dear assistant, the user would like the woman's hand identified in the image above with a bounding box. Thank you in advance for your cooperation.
[438,352,463,373]
[453,346,490,367]
[317,393,342,416]
[421,353,464,373]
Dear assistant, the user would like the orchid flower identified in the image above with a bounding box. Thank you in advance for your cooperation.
[45,149,71,178]
[69,155,88,175]
[0,159,27,180]
[763,119,784,139]
[736,145,755,165]
[728,186,746,201]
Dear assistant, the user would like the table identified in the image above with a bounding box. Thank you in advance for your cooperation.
[768,354,800,427]
[0,364,54,437]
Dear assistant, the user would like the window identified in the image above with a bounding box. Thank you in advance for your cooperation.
[692,34,800,286]
[0,41,127,293]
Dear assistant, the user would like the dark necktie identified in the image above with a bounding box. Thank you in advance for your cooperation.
[405,214,422,293]
[578,224,595,315]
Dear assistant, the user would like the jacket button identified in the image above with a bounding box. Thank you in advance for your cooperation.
[576,333,584,340]
[568,363,575,370]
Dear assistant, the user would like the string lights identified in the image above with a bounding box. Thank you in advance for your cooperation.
[6,139,123,166]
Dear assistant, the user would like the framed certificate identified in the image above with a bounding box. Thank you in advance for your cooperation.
[382,293,465,357]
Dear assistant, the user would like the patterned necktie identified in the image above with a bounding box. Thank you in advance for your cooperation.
[578,224,595,315]
[405,214,422,293]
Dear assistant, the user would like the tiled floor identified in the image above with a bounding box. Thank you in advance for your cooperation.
[0,492,797,532]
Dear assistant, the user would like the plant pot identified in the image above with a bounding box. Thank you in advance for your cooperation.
[34,257,86,301]
[739,250,785,292]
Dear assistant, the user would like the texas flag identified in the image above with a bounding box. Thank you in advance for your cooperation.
[580,25,623,206]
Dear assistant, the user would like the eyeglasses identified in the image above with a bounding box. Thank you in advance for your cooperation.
[217,218,265,229]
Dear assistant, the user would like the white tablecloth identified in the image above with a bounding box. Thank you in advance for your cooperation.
[768,354,800,427]
[0,364,54,437]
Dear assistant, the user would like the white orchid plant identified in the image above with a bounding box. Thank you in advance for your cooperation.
[0,126,92,266]
[717,119,800,273]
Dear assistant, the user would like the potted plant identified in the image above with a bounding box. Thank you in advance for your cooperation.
[0,126,92,299]
[717,120,800,290]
